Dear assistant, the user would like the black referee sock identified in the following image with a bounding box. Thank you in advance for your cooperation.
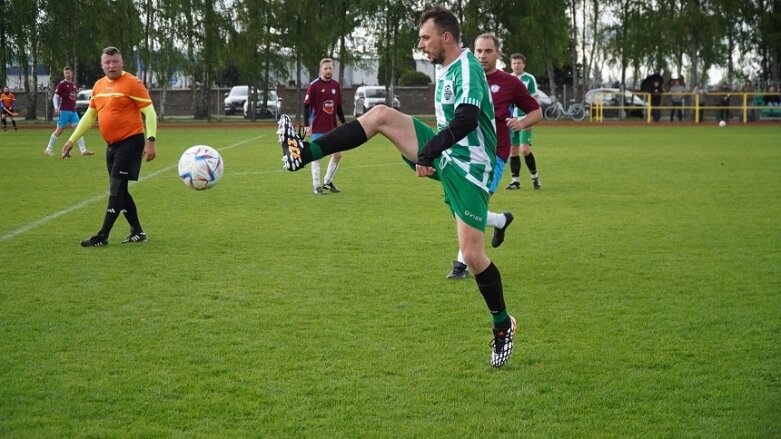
[307,120,368,161]
[475,262,510,328]
[524,152,537,175]
[122,192,143,233]
[510,155,521,178]
[98,196,122,237]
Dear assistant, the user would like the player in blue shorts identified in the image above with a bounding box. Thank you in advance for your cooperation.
[44,66,93,156]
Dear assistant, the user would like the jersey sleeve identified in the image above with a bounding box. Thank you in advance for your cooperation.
[526,74,538,96]
[456,60,485,109]
[514,81,540,114]
[130,79,152,109]
[304,82,314,106]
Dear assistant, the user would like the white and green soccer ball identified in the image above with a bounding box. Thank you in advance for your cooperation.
[178,145,224,190]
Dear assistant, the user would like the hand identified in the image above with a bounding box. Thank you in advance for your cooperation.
[305,126,312,138]
[144,139,157,162]
[415,164,435,177]
[61,141,74,159]
[506,118,524,132]
[54,109,60,116]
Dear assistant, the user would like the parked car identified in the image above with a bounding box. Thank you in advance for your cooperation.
[75,89,92,117]
[243,90,280,119]
[353,85,401,117]
[224,85,249,115]
[584,87,647,117]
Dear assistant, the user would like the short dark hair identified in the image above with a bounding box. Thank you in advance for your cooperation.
[511,53,526,62]
[420,6,460,42]
[63,66,73,72]
[102,46,121,56]
[476,33,502,52]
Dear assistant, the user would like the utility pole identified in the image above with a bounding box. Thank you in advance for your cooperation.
[0,0,7,87]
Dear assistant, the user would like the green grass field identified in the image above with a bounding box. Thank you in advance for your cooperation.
[1,123,779,437]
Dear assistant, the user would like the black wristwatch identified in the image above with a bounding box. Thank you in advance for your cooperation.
[147,136,156,142]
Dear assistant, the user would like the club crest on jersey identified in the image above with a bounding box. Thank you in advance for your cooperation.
[490,84,500,94]
[323,100,335,114]
[442,80,455,103]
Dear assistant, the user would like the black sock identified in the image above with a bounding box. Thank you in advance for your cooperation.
[98,196,123,237]
[122,192,143,233]
[524,152,537,175]
[99,179,127,237]
[308,120,368,162]
[475,262,510,327]
[510,156,521,178]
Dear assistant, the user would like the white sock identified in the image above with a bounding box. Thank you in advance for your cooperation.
[324,159,339,184]
[77,137,87,152]
[46,134,58,151]
[310,160,321,188]
[512,176,520,183]
[486,211,506,229]
[456,249,466,265]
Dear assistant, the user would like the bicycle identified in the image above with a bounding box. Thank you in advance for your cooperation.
[543,98,586,121]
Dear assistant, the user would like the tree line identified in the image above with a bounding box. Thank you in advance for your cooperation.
[1,0,778,119]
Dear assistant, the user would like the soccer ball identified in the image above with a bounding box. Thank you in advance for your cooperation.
[719,120,727,128]
[178,145,223,190]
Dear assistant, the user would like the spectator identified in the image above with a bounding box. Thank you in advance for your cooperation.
[765,86,781,106]
[669,78,686,122]
[717,82,731,123]
[650,79,663,122]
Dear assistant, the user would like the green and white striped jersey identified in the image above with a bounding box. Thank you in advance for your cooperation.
[434,48,497,188]
[514,72,538,118]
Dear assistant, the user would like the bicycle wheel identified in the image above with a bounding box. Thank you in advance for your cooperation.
[570,104,586,121]
[544,105,561,121]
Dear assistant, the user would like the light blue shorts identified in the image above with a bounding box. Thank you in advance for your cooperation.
[57,110,80,128]
[488,157,506,194]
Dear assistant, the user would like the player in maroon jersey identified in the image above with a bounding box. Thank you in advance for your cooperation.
[304,58,346,195]
[44,66,93,156]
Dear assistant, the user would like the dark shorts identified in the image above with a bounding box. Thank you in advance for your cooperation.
[106,133,145,181]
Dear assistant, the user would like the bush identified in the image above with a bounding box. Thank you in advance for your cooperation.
[398,71,432,86]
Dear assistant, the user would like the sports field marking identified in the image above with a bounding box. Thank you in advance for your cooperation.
[0,135,265,242]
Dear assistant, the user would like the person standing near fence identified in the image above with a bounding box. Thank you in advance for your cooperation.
[1,86,18,131]
[650,79,663,123]
[44,66,94,156]
[669,78,686,122]
[505,53,541,190]
[693,82,707,122]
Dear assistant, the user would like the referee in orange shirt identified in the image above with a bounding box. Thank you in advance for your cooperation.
[62,46,158,247]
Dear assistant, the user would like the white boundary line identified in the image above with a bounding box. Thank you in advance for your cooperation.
[0,135,265,242]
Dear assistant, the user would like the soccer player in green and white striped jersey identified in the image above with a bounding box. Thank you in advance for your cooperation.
[277,6,518,368]
[507,53,542,190]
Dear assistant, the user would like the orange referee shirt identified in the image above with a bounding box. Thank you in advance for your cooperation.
[0,92,15,110]
[90,71,152,144]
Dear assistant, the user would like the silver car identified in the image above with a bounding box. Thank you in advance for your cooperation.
[243,90,280,119]
[75,89,92,117]
[353,86,401,117]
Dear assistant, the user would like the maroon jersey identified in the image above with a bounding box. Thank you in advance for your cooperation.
[305,77,342,134]
[55,79,78,112]
[486,70,539,161]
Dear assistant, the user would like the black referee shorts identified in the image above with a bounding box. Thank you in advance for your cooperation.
[106,133,145,181]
